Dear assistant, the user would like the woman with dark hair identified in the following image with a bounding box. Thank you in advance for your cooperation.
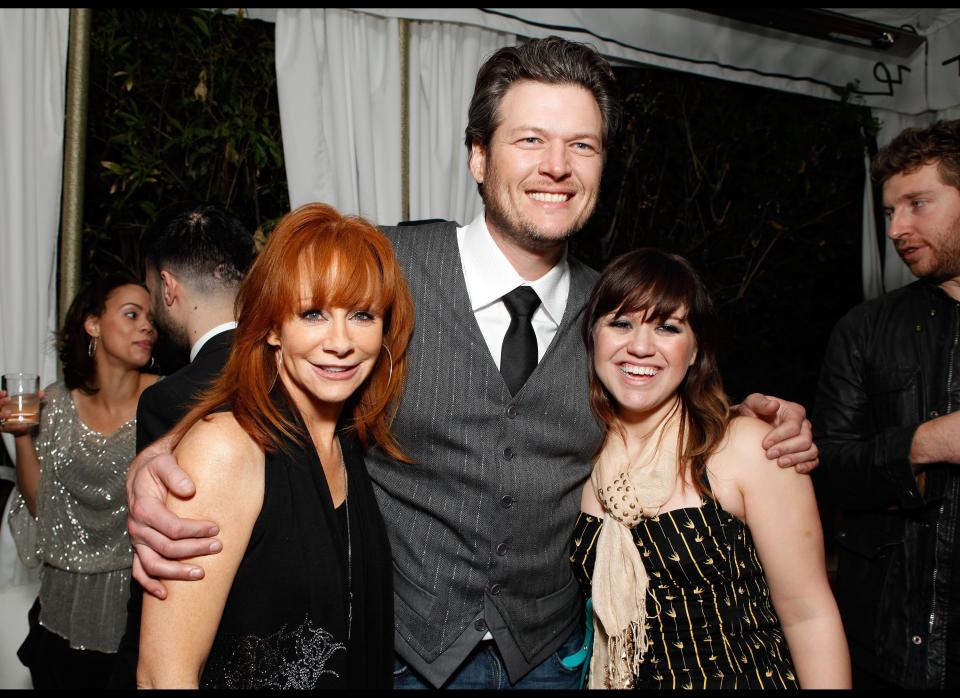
[3,273,157,688]
[570,249,849,689]
[137,203,414,689]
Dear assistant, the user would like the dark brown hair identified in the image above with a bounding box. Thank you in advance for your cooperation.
[464,35,621,156]
[583,248,730,497]
[871,119,960,190]
[173,203,415,461]
[58,273,147,395]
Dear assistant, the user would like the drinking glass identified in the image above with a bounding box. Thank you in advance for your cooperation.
[2,372,40,427]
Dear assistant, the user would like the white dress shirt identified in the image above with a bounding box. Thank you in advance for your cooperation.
[457,212,570,369]
[189,321,238,363]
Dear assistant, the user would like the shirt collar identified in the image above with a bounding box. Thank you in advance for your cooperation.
[190,321,238,363]
[457,212,570,326]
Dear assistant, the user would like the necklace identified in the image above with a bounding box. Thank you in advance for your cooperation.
[337,436,353,642]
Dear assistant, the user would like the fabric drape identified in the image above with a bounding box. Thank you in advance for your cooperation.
[0,12,68,689]
[0,8,66,465]
[408,21,513,225]
[275,8,402,224]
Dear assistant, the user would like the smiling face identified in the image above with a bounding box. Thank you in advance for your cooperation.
[883,162,960,288]
[469,80,604,255]
[592,308,698,425]
[267,273,383,418]
[86,284,156,370]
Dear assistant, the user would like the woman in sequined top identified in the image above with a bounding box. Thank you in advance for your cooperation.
[571,249,850,689]
[137,203,413,689]
[2,273,157,688]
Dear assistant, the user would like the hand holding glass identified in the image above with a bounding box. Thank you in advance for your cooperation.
[2,373,40,427]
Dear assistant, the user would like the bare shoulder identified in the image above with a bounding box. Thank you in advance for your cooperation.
[175,412,264,486]
[709,416,805,518]
[714,416,781,470]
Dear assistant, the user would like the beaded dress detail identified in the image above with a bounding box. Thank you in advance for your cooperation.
[7,381,135,652]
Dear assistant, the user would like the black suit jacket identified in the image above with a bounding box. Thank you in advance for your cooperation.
[135,329,235,451]
[110,328,234,687]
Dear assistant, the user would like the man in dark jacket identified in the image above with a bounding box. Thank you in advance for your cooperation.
[108,203,255,687]
[813,119,960,689]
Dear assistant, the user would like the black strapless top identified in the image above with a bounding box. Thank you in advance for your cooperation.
[570,495,799,690]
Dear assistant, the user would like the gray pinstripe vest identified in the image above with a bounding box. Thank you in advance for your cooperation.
[368,222,603,682]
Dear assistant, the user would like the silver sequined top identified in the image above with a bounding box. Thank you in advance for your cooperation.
[8,380,137,652]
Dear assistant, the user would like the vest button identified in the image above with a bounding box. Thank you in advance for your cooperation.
[489,583,502,596]
[912,635,923,646]
[503,447,515,461]
[506,405,518,419]
[496,542,508,556]
[930,410,940,418]
[501,495,515,509]
[475,619,488,632]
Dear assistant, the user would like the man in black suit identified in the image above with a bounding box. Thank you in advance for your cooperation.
[109,203,256,687]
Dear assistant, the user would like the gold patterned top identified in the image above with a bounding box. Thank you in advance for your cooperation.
[570,496,799,690]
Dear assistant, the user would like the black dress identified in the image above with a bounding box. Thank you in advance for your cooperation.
[199,419,393,689]
[570,495,799,690]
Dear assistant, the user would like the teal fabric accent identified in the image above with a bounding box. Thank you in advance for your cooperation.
[560,597,594,687]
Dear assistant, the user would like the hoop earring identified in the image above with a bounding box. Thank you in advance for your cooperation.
[88,337,97,358]
[381,343,393,386]
[269,347,282,392]
[148,356,156,370]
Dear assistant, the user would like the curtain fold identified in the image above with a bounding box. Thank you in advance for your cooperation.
[275,8,402,224]
[408,21,514,225]
[0,11,65,681]
[0,9,68,464]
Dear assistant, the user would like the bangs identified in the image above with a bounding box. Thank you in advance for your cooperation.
[285,227,393,316]
[603,264,693,324]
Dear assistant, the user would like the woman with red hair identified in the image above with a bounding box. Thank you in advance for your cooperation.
[137,203,414,689]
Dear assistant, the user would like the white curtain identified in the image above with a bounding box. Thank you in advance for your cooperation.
[0,9,66,465]
[408,22,514,225]
[0,10,67,685]
[275,8,402,224]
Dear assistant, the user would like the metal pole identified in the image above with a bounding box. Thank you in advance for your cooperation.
[400,18,410,223]
[58,8,91,328]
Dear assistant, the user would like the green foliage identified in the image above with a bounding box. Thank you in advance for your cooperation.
[573,67,872,406]
[84,8,288,279]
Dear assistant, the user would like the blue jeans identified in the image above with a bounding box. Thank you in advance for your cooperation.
[393,623,585,689]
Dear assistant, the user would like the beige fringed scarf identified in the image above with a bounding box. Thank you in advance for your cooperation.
[588,400,683,689]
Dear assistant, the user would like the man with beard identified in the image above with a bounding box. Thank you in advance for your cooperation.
[108,203,255,687]
[812,119,960,690]
[121,37,818,689]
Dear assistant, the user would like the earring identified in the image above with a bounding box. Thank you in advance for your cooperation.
[88,337,97,358]
[269,347,282,392]
[148,356,156,370]
[381,343,394,386]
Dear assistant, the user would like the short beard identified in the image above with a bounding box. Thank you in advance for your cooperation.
[483,193,583,253]
[917,215,960,284]
[152,301,189,350]
[479,166,595,254]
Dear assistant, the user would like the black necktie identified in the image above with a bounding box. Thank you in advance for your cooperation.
[500,286,541,396]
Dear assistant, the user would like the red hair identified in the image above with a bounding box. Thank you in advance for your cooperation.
[174,203,414,462]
